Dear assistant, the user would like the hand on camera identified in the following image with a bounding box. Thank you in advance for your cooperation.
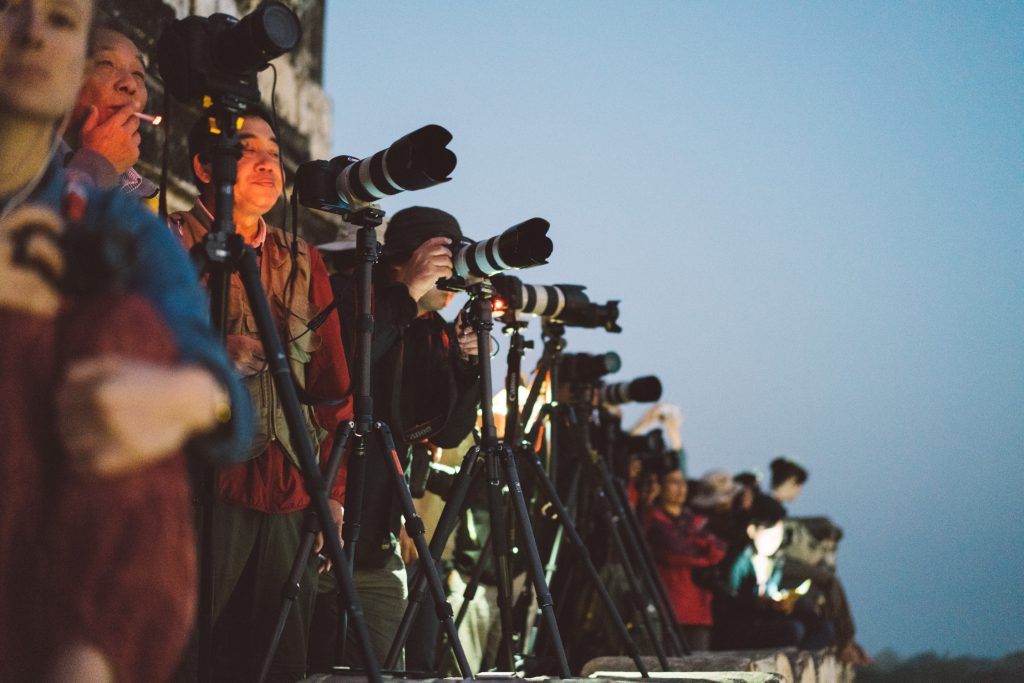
[78,105,141,175]
[226,334,266,376]
[58,357,226,477]
[395,236,453,302]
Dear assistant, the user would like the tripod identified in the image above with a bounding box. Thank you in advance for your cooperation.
[191,96,380,683]
[499,319,651,676]
[404,283,573,677]
[294,210,473,680]
[518,325,689,665]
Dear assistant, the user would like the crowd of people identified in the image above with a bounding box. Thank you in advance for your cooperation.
[0,2,870,681]
[627,406,872,666]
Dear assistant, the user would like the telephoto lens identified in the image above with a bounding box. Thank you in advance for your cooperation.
[490,275,621,331]
[336,125,456,203]
[295,125,455,214]
[451,219,552,280]
[600,375,663,405]
[559,351,622,384]
[490,275,587,319]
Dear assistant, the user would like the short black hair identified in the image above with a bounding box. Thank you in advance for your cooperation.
[734,471,760,489]
[747,493,786,527]
[770,456,808,489]
[187,104,276,190]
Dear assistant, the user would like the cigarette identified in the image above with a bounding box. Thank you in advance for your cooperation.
[132,112,163,126]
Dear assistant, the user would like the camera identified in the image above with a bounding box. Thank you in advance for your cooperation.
[436,219,552,292]
[408,443,458,500]
[490,275,622,332]
[296,125,456,215]
[619,428,667,456]
[558,351,621,384]
[158,2,301,104]
[600,375,662,405]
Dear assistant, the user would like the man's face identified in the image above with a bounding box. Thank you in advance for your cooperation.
[0,0,93,121]
[234,116,283,216]
[195,116,283,217]
[70,27,146,126]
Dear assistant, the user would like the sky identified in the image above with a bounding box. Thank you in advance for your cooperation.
[321,0,1024,659]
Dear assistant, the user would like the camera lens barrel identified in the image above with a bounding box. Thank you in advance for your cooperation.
[336,125,455,203]
[452,218,552,279]
[218,2,302,73]
[560,351,622,383]
[601,375,663,405]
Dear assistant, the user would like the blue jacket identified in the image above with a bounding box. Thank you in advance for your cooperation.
[28,157,253,464]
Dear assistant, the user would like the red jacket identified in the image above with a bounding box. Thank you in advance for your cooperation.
[646,506,727,626]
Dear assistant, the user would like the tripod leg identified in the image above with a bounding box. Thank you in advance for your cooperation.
[567,405,689,658]
[485,445,518,670]
[385,447,483,670]
[336,432,367,663]
[518,446,651,677]
[256,423,352,683]
[235,248,382,683]
[496,445,572,678]
[434,532,491,673]
[372,424,475,680]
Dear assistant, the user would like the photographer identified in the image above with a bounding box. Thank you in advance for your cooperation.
[169,110,352,682]
[61,21,157,200]
[309,206,481,670]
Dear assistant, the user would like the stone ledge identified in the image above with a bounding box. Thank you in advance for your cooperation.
[580,648,853,683]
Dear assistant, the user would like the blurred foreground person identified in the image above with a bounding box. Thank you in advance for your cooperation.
[0,1,252,681]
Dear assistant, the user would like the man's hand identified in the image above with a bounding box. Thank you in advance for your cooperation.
[57,357,226,477]
[78,105,141,175]
[453,313,480,360]
[314,499,345,573]
[399,525,419,565]
[226,334,267,376]
[393,236,453,302]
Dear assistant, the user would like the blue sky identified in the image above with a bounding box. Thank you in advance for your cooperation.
[323,1,1023,658]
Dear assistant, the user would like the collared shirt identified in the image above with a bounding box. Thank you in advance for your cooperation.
[195,196,267,249]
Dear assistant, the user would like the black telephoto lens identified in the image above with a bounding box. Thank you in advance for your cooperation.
[452,219,552,279]
[336,125,456,203]
[559,351,622,383]
[217,2,302,73]
[600,375,662,405]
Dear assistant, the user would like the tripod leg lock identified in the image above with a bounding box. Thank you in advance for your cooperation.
[434,601,455,621]
[404,516,426,536]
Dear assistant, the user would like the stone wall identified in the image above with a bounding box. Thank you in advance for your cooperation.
[96,0,344,244]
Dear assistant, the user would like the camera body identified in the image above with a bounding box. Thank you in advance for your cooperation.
[158,2,301,104]
[408,443,459,500]
[558,351,622,384]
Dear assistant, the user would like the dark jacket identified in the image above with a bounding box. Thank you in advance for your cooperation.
[332,271,480,568]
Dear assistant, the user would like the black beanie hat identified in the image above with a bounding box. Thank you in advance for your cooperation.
[382,206,463,259]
